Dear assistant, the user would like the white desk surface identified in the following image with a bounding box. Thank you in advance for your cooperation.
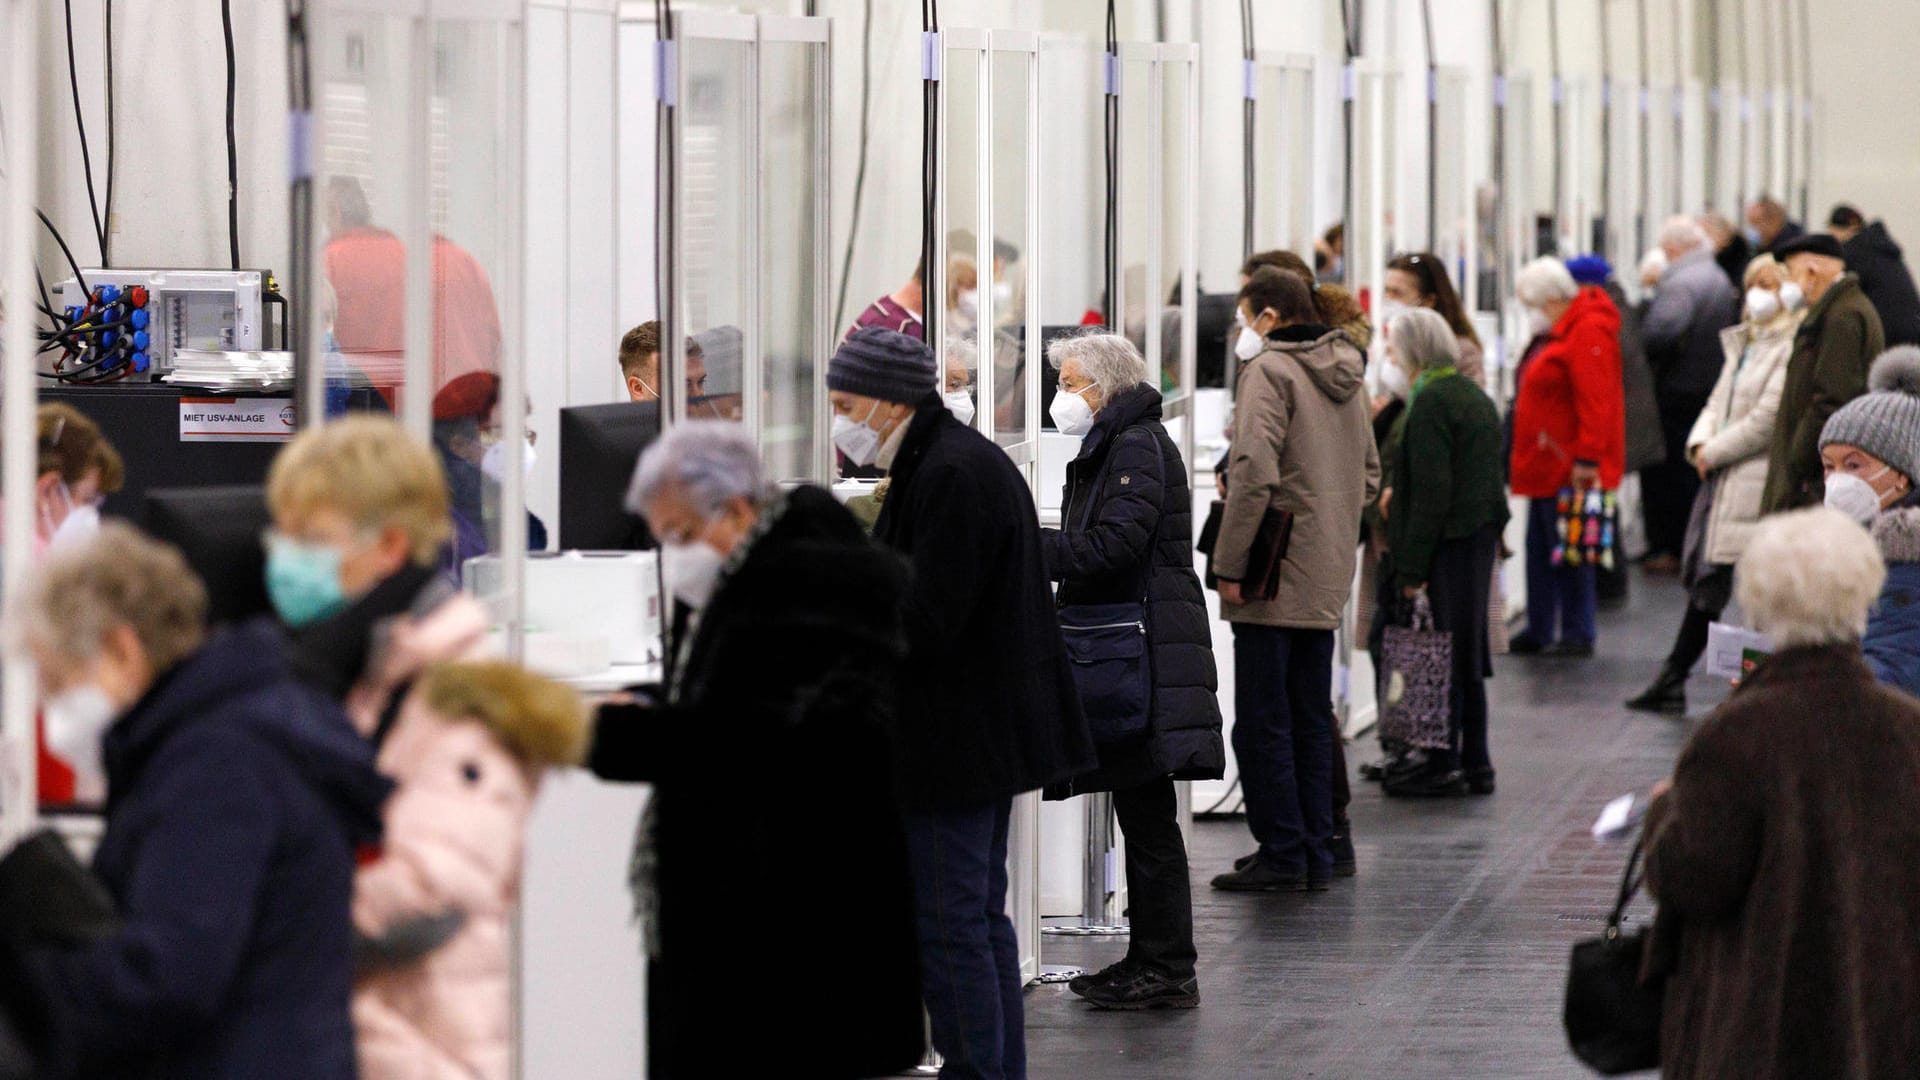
[562,662,665,694]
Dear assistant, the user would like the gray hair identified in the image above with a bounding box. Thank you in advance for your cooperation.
[1659,215,1711,254]
[1046,331,1147,403]
[626,420,768,519]
[1736,507,1886,649]
[1515,257,1579,307]
[1389,307,1462,372]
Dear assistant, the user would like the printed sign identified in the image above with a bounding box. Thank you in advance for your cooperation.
[179,397,296,443]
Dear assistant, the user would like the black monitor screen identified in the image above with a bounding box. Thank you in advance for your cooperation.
[144,485,272,626]
[559,402,659,551]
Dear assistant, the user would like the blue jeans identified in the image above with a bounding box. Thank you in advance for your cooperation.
[1230,624,1336,876]
[903,801,1024,1080]
[1525,496,1598,645]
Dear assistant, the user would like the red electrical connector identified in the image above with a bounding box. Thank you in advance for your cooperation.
[127,286,149,308]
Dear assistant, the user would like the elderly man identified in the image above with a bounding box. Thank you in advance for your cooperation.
[1639,218,1741,572]
[828,326,1094,1079]
[1830,205,1920,348]
[1761,233,1886,513]
[587,421,924,1079]
[1745,196,1805,257]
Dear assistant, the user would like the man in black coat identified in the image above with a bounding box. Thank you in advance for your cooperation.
[588,421,925,1079]
[831,327,1096,1078]
[1831,205,1920,348]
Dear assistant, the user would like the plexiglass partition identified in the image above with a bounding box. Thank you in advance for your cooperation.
[1563,76,1604,256]
[1433,67,1474,284]
[1713,82,1743,217]
[0,0,36,845]
[1252,53,1318,265]
[1354,60,1402,332]
[1501,72,1538,354]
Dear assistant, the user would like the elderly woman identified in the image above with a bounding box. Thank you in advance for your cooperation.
[0,524,386,1079]
[1039,332,1223,1010]
[1629,255,1803,714]
[1374,309,1509,797]
[1643,507,1920,1079]
[1507,257,1626,657]
[587,421,923,1078]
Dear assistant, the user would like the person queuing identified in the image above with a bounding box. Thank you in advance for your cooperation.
[1211,268,1378,893]
[1642,507,1920,1080]
[1760,233,1886,513]
[829,327,1094,1079]
[1039,332,1223,1011]
[1810,347,1920,694]
[1378,252,1486,388]
[588,421,924,1078]
[0,525,388,1079]
[1829,204,1920,348]
[618,320,709,404]
[1701,212,1754,290]
[1507,258,1625,658]
[1638,219,1742,575]
[1743,195,1805,257]
[1374,309,1508,798]
[1628,256,1803,716]
[848,258,927,342]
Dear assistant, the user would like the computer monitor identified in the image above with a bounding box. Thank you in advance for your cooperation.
[559,401,659,551]
[144,485,273,626]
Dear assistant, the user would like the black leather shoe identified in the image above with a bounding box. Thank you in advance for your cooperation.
[1465,767,1496,796]
[1542,640,1595,658]
[1232,850,1259,872]
[1068,958,1137,998]
[1328,832,1358,877]
[1211,861,1321,892]
[1626,665,1688,715]
[1384,763,1469,797]
[1508,634,1546,655]
[1080,968,1200,1011]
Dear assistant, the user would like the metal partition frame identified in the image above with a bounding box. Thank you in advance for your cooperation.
[0,0,40,847]
[656,11,832,482]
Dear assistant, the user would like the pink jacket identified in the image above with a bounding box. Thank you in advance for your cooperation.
[352,661,586,1080]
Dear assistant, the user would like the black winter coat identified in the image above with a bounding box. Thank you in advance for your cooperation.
[8,622,389,1080]
[1041,385,1224,795]
[874,398,1097,810]
[589,486,924,1078]
[1843,221,1920,348]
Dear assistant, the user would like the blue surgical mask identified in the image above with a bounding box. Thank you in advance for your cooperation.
[265,535,350,627]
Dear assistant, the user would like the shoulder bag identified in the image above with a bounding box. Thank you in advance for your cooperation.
[1564,835,1664,1074]
[1058,430,1167,746]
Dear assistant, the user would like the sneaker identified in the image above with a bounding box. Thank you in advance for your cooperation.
[1211,861,1324,893]
[1068,958,1137,999]
[1466,767,1497,796]
[1080,967,1201,1011]
[1328,832,1358,877]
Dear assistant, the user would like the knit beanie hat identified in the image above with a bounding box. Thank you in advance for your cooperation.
[1565,255,1612,287]
[828,327,937,404]
[1821,346,1920,479]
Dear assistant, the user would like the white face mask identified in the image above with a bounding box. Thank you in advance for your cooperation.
[1527,306,1554,337]
[1780,281,1806,312]
[43,684,117,791]
[1745,287,1782,324]
[943,390,976,427]
[956,290,980,321]
[992,281,1015,308]
[1049,385,1096,437]
[660,540,726,609]
[1234,325,1267,362]
[1825,468,1894,525]
[831,400,884,467]
[49,500,101,551]
[481,438,537,484]
[1380,362,1412,401]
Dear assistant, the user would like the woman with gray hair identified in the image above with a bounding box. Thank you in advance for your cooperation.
[590,420,926,1077]
[1641,506,1920,1079]
[1373,308,1510,797]
[1040,331,1224,1010]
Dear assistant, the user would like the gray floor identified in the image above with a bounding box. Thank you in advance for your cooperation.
[1023,571,1720,1079]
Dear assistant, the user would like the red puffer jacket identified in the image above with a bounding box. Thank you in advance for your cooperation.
[1509,285,1627,498]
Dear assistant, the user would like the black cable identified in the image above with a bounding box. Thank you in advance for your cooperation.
[37,209,91,296]
[62,0,107,260]
[830,0,874,336]
[223,0,241,269]
[1102,0,1117,327]
[287,0,314,412]
[103,0,115,267]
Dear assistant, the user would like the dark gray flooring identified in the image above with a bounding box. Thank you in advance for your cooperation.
[1024,571,1720,1079]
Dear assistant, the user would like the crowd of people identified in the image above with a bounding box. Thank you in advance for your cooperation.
[7,193,1920,1080]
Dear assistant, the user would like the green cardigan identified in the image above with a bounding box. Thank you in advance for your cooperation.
[1387,373,1510,589]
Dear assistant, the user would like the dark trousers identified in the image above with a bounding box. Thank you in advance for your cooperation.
[1230,624,1336,876]
[1525,497,1598,645]
[1427,527,1500,772]
[903,801,1024,1080]
[1666,564,1735,672]
[1111,776,1197,979]
[1641,398,1709,558]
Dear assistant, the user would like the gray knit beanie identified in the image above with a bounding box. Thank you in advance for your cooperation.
[827,327,937,404]
[1821,346,1920,479]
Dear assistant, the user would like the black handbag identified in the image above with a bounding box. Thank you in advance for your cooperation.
[1058,434,1166,746]
[1564,836,1663,1074]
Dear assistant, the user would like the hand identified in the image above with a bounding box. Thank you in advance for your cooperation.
[1649,777,1673,802]
[1571,462,1601,490]
[1379,487,1393,521]
[1402,584,1425,600]
[1695,456,1711,480]
[1371,394,1391,420]
[1218,580,1244,606]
